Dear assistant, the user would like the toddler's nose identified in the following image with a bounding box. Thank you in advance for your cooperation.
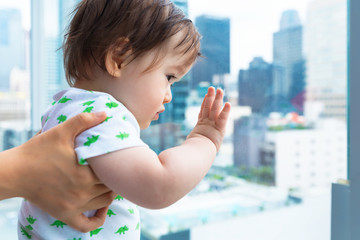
[164,87,172,103]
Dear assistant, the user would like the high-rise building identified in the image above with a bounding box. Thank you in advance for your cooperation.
[0,9,26,91]
[238,57,273,114]
[272,10,305,114]
[305,0,347,121]
[192,15,230,89]
[233,115,267,168]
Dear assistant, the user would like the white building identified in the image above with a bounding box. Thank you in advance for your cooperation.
[305,0,347,121]
[265,119,347,192]
[0,91,29,122]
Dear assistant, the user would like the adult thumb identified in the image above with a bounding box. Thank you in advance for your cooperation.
[61,112,107,139]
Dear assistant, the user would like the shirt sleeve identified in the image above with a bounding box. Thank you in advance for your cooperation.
[74,95,148,165]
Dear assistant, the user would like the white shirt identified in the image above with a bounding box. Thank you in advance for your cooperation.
[18,88,147,240]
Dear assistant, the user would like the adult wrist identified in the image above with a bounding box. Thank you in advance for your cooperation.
[0,147,25,200]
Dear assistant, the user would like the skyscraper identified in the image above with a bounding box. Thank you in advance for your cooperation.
[192,15,230,89]
[0,9,26,91]
[233,115,267,167]
[272,10,304,114]
[238,57,273,114]
[305,0,347,121]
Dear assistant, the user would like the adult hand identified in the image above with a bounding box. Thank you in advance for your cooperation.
[1,112,114,232]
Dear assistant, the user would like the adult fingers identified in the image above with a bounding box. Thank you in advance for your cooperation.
[74,163,103,185]
[65,207,108,233]
[209,88,224,120]
[215,102,231,130]
[80,191,115,213]
[61,112,107,140]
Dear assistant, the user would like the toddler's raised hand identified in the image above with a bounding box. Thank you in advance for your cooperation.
[187,87,231,151]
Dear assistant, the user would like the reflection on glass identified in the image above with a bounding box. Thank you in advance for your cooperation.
[0,0,348,239]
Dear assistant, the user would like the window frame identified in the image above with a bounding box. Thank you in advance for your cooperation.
[332,0,360,239]
[349,0,360,238]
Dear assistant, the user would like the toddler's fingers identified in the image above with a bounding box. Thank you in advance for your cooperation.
[209,88,224,120]
[201,87,215,118]
[198,93,207,118]
[215,102,231,130]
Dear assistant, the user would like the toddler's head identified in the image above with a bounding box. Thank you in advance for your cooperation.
[63,0,201,85]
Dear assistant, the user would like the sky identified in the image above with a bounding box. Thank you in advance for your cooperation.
[0,0,312,78]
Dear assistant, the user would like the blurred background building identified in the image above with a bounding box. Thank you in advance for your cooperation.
[191,15,230,90]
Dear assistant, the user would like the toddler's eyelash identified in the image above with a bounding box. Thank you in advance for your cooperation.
[166,75,176,81]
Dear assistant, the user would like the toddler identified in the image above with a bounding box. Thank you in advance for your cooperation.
[18,0,231,239]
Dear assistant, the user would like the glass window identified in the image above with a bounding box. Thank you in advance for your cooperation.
[0,1,31,238]
[0,0,350,239]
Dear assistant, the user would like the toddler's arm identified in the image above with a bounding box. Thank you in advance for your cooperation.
[88,87,230,209]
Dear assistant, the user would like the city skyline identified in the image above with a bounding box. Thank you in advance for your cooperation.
[0,0,312,78]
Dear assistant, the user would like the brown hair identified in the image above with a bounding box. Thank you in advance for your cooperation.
[63,0,201,85]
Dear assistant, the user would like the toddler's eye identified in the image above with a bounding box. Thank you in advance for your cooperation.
[166,75,176,81]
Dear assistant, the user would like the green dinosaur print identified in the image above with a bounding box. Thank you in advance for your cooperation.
[84,135,99,147]
[90,228,103,237]
[58,96,72,103]
[25,225,33,230]
[106,101,119,109]
[79,158,87,165]
[26,215,37,225]
[82,100,95,106]
[50,220,67,228]
[128,208,134,214]
[107,209,116,217]
[122,116,127,121]
[52,101,57,105]
[114,195,123,201]
[83,106,94,113]
[41,116,50,123]
[115,225,129,235]
[68,238,81,240]
[20,226,32,239]
[135,222,140,230]
[116,132,129,140]
[103,116,113,122]
[57,114,67,124]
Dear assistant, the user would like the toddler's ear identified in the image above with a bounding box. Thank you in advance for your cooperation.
[105,38,132,78]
